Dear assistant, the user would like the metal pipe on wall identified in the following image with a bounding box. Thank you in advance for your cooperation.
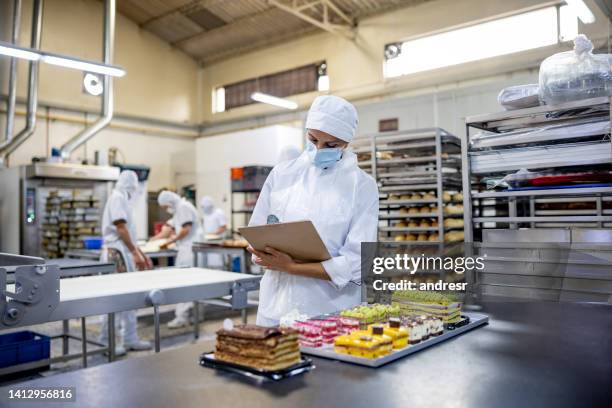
[4,0,22,144]
[59,0,116,160]
[0,0,43,166]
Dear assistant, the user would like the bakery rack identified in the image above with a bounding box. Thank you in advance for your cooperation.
[353,128,465,244]
[462,96,612,302]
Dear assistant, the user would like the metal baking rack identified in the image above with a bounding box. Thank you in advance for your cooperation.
[353,128,465,243]
[463,96,612,238]
[462,96,612,302]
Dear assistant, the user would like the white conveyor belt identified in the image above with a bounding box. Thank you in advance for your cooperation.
[2,267,260,364]
[8,267,260,325]
[60,268,252,301]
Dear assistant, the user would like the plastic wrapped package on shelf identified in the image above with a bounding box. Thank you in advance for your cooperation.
[539,35,612,106]
[464,95,612,242]
[497,83,540,110]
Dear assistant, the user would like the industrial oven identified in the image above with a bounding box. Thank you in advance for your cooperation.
[0,163,119,257]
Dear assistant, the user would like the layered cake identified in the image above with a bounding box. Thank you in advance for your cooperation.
[334,332,392,359]
[340,304,401,329]
[308,319,338,344]
[381,318,409,349]
[338,316,360,335]
[392,291,462,324]
[215,325,301,371]
[294,321,323,348]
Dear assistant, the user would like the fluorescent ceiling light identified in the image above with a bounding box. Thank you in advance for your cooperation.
[42,55,125,77]
[0,40,126,77]
[384,7,559,78]
[251,92,298,110]
[565,0,595,24]
[0,42,40,61]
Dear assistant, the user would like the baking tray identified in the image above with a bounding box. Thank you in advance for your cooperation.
[199,353,315,381]
[300,312,488,367]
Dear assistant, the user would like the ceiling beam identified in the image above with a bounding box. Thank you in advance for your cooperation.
[268,0,356,40]
[139,0,225,28]
[172,6,287,47]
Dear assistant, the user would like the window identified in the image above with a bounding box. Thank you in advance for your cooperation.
[213,62,328,112]
[384,6,580,78]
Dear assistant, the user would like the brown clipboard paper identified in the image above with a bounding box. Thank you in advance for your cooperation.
[239,221,331,263]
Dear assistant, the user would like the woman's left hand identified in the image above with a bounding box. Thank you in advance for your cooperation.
[247,246,296,273]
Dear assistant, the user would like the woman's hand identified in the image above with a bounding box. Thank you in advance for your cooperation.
[247,246,296,273]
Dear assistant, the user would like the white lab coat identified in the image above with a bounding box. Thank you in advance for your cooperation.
[202,207,227,268]
[170,199,203,267]
[99,188,139,344]
[249,150,379,325]
[100,189,138,272]
[169,199,203,321]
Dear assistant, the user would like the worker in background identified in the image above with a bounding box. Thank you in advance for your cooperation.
[248,95,379,326]
[200,196,228,238]
[153,190,203,328]
[199,196,228,270]
[99,170,153,355]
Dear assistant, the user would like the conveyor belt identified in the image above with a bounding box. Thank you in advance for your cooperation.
[7,268,259,323]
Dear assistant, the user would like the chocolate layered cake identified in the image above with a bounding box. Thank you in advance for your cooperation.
[215,325,301,371]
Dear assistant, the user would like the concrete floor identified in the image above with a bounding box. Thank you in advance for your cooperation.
[0,303,258,386]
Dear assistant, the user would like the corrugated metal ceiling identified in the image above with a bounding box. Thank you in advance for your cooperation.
[117,0,429,64]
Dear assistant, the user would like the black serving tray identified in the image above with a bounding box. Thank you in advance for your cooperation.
[443,315,471,330]
[199,352,315,381]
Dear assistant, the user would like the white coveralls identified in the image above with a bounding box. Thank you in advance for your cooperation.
[250,150,379,326]
[159,193,203,322]
[201,197,228,268]
[99,172,142,345]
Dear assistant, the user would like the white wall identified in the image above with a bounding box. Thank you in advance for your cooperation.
[8,113,195,191]
[10,0,199,122]
[195,124,303,224]
[199,0,611,124]
[355,69,539,137]
[171,148,197,193]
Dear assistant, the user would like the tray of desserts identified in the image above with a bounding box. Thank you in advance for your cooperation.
[298,312,488,367]
[291,294,488,367]
[200,353,314,381]
[200,322,315,381]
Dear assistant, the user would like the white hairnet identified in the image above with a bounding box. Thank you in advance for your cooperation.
[158,190,180,208]
[200,196,214,212]
[278,146,302,163]
[115,170,138,194]
[305,95,358,142]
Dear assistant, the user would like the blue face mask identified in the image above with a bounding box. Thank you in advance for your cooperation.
[306,141,343,169]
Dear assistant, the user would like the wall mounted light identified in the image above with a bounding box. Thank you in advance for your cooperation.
[0,40,126,77]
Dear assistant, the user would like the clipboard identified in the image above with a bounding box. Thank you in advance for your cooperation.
[238,221,331,262]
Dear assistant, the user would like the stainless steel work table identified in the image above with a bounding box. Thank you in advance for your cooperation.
[193,241,249,273]
[47,258,115,278]
[2,268,259,371]
[65,248,177,262]
[2,301,610,408]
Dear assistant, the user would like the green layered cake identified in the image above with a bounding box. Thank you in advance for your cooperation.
[392,291,462,324]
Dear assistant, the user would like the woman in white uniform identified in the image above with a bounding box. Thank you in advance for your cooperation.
[155,191,203,328]
[99,170,152,354]
[248,95,379,326]
[200,196,227,269]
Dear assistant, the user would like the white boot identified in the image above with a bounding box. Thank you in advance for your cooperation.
[125,340,152,351]
[167,317,189,329]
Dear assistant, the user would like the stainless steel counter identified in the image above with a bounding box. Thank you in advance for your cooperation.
[2,301,610,408]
